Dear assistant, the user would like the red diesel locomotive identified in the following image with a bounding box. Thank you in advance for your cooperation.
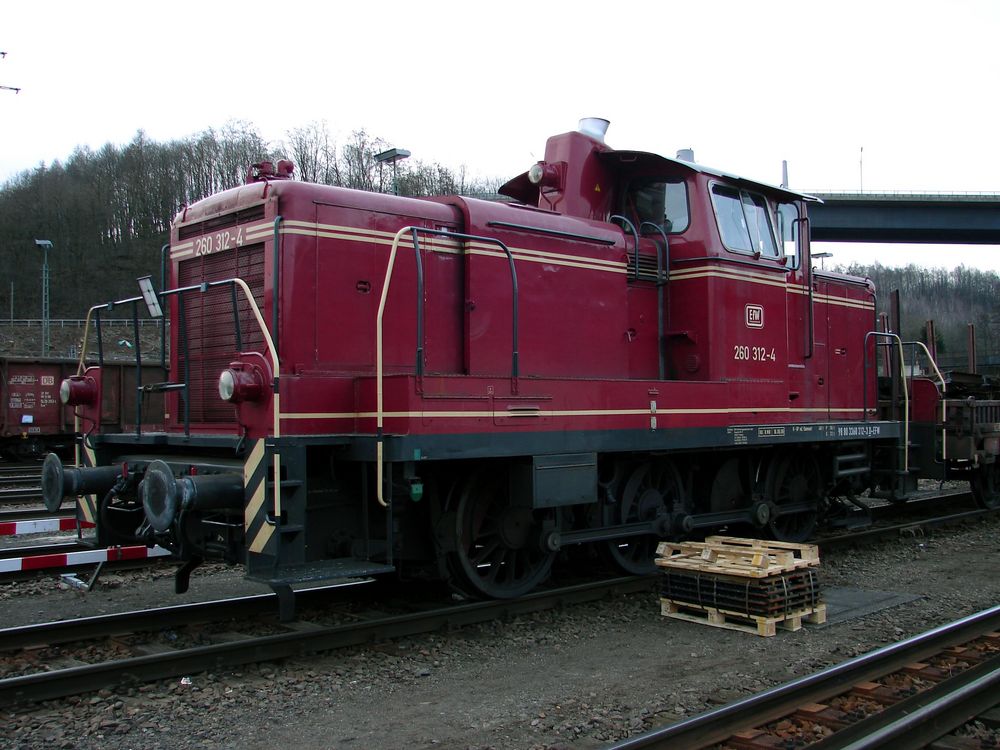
[43,118,1000,608]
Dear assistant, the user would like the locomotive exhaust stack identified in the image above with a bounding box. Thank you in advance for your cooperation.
[577,117,610,143]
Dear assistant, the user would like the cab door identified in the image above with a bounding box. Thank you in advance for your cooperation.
[779,201,829,419]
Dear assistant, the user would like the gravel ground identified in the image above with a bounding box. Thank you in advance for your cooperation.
[2,516,999,750]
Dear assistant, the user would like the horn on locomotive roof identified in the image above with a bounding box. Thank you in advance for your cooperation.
[577,117,610,143]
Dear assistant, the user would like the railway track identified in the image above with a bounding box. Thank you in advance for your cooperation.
[0,463,43,477]
[819,507,997,552]
[608,605,1000,749]
[0,490,994,707]
[0,488,993,591]
[0,575,653,705]
[0,487,43,504]
[0,506,75,524]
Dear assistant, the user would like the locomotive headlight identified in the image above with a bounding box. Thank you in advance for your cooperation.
[59,376,98,407]
[218,370,236,402]
[218,364,265,403]
[527,161,563,189]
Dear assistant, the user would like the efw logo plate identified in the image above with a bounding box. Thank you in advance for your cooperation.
[745,304,764,329]
[243,439,275,555]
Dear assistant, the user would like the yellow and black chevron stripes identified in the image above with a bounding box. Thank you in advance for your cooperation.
[75,443,99,526]
[243,438,275,555]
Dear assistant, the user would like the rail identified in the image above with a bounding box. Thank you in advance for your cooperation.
[0,575,650,705]
[609,604,1000,750]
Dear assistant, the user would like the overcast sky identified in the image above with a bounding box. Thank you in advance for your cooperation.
[2,0,998,270]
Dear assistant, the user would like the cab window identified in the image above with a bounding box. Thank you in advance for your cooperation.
[711,185,778,258]
[625,178,689,233]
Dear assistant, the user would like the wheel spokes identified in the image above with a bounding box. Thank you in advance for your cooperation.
[450,474,556,598]
[604,460,684,575]
[767,452,821,542]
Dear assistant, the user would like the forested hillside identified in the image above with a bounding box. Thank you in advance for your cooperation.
[839,262,1000,370]
[0,120,501,317]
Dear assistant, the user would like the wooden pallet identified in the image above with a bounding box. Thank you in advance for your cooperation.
[660,597,827,637]
[655,536,819,578]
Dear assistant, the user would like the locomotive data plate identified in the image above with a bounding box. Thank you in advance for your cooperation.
[728,422,894,446]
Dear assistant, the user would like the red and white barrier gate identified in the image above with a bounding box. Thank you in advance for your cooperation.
[0,544,172,573]
[0,518,96,536]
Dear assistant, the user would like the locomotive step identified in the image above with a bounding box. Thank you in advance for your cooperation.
[660,598,827,637]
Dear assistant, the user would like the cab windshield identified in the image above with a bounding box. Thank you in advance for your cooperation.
[624,179,689,233]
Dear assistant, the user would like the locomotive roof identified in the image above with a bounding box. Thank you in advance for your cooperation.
[595,150,821,204]
[499,148,821,205]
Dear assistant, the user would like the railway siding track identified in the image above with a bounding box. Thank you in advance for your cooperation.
[0,575,654,705]
[0,507,78,525]
[0,487,44,504]
[607,605,1000,750]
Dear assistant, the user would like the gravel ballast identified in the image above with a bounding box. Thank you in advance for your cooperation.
[2,516,999,750]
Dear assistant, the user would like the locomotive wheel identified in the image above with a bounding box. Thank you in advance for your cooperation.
[708,457,749,512]
[448,472,557,599]
[970,462,1000,510]
[765,451,822,543]
[604,460,685,575]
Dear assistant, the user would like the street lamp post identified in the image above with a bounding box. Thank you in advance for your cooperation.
[34,239,52,356]
[813,251,832,270]
[374,147,411,195]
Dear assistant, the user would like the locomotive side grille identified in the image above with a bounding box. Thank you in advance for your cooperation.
[626,253,666,283]
[177,243,266,423]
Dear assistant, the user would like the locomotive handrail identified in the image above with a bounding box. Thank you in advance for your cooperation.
[159,243,169,372]
[76,278,279,432]
[901,339,947,463]
[78,279,277,375]
[375,225,519,507]
[639,221,669,380]
[797,216,814,360]
[863,331,910,473]
[610,215,640,281]
[901,340,946,391]
[75,276,284,524]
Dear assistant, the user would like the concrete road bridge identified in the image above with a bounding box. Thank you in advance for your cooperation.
[808,192,1000,244]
